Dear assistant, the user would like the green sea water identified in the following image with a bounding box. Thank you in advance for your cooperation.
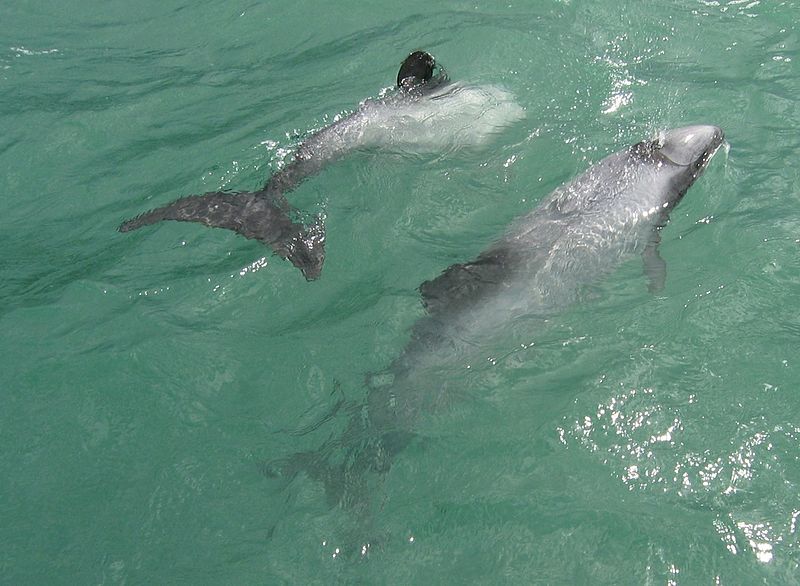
[2,0,800,583]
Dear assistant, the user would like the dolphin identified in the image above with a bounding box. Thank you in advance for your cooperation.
[267,125,725,514]
[118,51,524,280]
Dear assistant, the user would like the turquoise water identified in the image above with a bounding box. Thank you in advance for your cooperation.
[2,0,799,583]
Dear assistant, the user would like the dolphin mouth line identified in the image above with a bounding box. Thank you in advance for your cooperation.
[697,138,726,171]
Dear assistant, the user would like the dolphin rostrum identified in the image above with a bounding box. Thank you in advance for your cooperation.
[267,125,725,515]
[118,51,524,280]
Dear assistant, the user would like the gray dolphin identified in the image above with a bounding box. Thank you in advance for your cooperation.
[269,125,725,512]
[118,52,441,280]
[118,51,523,280]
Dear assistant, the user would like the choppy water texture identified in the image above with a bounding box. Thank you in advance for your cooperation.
[2,0,799,583]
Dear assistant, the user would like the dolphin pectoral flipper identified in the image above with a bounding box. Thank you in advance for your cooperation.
[642,230,667,293]
[118,191,325,280]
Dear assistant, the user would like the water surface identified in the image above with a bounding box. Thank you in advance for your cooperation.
[2,0,799,583]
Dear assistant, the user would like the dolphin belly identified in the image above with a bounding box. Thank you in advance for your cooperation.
[355,83,526,153]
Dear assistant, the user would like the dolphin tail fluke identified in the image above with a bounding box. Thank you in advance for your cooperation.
[261,443,356,510]
[119,190,325,280]
[261,380,416,509]
[262,429,415,510]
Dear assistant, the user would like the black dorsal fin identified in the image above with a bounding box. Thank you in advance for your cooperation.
[418,247,517,316]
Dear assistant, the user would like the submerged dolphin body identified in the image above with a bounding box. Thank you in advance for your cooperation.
[270,125,725,513]
[118,51,524,280]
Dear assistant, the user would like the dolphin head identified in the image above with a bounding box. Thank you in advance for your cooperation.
[656,125,725,170]
[397,51,436,89]
[626,124,724,210]
[629,125,724,204]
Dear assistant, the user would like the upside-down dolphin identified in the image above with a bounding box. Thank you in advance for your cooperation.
[118,51,524,280]
[268,125,725,516]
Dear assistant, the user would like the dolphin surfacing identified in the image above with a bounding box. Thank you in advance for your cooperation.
[118,52,439,280]
[118,51,524,280]
[268,125,725,513]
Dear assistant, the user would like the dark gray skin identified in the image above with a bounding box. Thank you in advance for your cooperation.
[119,51,445,280]
[270,125,725,512]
